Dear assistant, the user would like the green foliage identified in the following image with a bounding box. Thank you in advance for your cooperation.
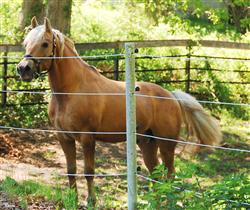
[142,0,249,36]
[138,165,250,209]
[0,0,23,43]
[0,104,48,128]
[207,174,250,209]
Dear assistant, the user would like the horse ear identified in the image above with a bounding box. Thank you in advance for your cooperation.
[31,16,38,28]
[44,17,52,33]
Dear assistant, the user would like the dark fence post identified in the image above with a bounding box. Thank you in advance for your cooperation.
[185,52,191,93]
[1,50,8,107]
[114,48,119,80]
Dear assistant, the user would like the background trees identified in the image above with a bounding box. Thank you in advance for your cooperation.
[142,0,250,34]
[19,0,72,35]
[224,0,250,33]
[47,0,72,35]
[1,0,248,44]
[19,0,45,30]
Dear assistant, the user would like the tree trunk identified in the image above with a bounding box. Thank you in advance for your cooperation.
[47,0,72,35]
[225,0,250,34]
[19,0,45,30]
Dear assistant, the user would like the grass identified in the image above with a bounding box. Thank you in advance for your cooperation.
[0,177,77,210]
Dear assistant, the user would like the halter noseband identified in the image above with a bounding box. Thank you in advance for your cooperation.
[24,33,56,78]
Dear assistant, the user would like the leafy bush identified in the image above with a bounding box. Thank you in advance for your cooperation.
[138,165,250,209]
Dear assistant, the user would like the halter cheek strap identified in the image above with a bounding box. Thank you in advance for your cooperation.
[23,33,56,77]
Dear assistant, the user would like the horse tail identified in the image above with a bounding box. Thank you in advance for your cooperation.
[172,90,222,146]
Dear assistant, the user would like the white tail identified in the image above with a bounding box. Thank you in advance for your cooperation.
[172,90,222,146]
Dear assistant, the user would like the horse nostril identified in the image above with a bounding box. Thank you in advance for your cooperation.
[17,64,31,74]
[24,65,31,72]
[17,63,33,80]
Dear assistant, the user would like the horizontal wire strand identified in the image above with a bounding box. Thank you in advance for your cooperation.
[0,125,249,153]
[1,90,249,107]
[1,54,249,62]
[135,93,250,107]
[137,173,250,206]
[0,125,126,135]
[137,173,201,197]
[0,90,126,96]
[136,54,250,62]
[136,133,250,153]
[0,54,125,60]
[0,164,127,178]
[60,173,127,177]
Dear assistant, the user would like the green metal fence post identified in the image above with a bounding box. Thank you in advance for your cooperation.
[1,50,8,107]
[114,48,119,80]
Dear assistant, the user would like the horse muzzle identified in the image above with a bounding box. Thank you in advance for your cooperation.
[16,60,35,82]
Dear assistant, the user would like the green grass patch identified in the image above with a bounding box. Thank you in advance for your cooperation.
[0,177,77,210]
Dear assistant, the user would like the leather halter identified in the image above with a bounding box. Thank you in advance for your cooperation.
[24,33,56,78]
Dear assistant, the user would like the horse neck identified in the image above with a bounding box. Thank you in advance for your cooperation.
[48,41,84,93]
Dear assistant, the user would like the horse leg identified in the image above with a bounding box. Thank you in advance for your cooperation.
[158,140,177,177]
[137,136,159,173]
[59,136,77,191]
[80,135,96,204]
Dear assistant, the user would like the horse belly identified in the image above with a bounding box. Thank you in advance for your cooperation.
[95,134,126,143]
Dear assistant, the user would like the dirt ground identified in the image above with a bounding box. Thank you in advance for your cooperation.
[0,128,140,209]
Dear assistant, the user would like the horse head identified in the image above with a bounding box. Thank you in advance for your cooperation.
[17,16,64,82]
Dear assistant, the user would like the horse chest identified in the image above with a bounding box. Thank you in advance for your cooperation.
[49,96,99,131]
[49,97,74,128]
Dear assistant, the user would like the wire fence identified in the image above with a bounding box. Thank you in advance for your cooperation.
[0,51,249,207]
[136,133,250,153]
[0,125,249,153]
[136,54,250,62]
[1,51,250,107]
[1,90,250,107]
[1,54,250,61]
[0,54,125,60]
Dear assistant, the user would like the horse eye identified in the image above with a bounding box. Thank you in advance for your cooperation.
[42,42,49,48]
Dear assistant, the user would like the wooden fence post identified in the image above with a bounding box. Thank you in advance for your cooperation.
[1,50,8,107]
[114,48,119,80]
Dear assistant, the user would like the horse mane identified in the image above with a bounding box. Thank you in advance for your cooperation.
[52,29,78,58]
[64,36,77,54]
[56,32,101,74]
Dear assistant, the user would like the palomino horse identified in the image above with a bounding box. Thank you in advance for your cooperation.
[17,17,221,203]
